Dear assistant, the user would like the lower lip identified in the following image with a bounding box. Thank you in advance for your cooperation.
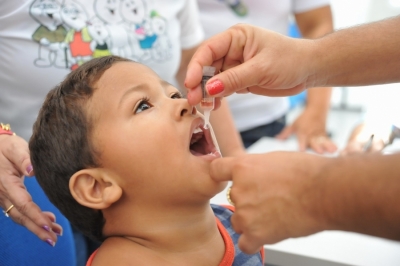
[190,150,222,161]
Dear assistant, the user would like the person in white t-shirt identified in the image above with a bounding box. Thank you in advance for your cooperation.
[198,0,337,153]
[0,0,243,265]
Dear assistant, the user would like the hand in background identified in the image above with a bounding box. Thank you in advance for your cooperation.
[276,108,337,154]
[0,135,60,245]
[340,123,388,155]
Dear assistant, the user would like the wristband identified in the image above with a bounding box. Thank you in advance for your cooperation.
[0,123,16,136]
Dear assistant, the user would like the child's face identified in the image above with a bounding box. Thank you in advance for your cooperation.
[88,62,226,205]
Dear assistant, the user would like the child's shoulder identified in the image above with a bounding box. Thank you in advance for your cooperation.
[88,237,163,266]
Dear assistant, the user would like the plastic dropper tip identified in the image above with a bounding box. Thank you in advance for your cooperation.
[204,109,211,129]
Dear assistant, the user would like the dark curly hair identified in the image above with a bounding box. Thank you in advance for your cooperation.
[29,56,132,242]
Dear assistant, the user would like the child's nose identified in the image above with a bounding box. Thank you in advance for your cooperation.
[175,99,196,118]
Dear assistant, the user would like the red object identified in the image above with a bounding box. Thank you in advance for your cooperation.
[70,31,92,57]
[207,79,225,95]
[0,123,15,136]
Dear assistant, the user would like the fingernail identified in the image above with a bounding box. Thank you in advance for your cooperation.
[45,239,56,247]
[42,225,51,232]
[26,165,33,175]
[207,79,224,96]
[54,228,63,236]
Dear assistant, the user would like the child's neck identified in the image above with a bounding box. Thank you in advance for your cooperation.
[102,202,225,265]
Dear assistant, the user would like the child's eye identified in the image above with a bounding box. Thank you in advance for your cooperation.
[171,92,182,99]
[135,97,152,114]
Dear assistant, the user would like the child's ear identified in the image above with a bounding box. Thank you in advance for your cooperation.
[69,169,122,210]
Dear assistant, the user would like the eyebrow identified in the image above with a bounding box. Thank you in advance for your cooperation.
[118,80,175,107]
[160,79,172,88]
[118,84,149,108]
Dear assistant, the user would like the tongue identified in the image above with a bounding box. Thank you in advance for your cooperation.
[190,140,207,156]
[190,149,221,157]
[190,149,204,156]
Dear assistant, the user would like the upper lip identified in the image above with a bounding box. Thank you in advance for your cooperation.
[189,117,205,141]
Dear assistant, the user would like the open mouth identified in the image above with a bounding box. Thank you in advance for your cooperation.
[189,122,220,158]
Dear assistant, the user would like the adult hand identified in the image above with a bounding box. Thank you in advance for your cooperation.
[0,135,61,245]
[185,24,315,107]
[341,140,384,155]
[276,109,337,154]
[210,152,329,254]
[340,124,387,155]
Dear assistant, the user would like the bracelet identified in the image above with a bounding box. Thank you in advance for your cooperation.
[0,123,16,136]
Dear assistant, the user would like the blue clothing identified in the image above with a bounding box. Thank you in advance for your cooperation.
[0,177,76,266]
[211,204,264,266]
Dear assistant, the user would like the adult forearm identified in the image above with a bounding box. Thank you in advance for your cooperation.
[306,87,332,117]
[309,16,400,88]
[298,7,333,123]
[316,153,400,240]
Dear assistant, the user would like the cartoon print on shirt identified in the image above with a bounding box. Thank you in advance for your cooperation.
[87,16,112,58]
[120,0,172,62]
[119,0,150,61]
[61,0,93,70]
[149,12,172,62]
[217,0,248,17]
[29,0,173,70]
[29,0,68,68]
[94,0,133,58]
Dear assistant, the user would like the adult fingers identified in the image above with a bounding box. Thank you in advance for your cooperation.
[238,233,264,255]
[1,174,55,239]
[275,126,293,140]
[320,139,338,153]
[297,134,308,152]
[205,58,267,97]
[370,139,385,152]
[309,136,326,154]
[230,212,264,254]
[236,88,250,94]
[43,211,63,236]
[340,142,363,156]
[1,135,34,176]
[187,80,307,106]
[1,197,58,245]
[186,88,222,110]
[248,84,307,97]
[209,157,237,182]
[185,30,234,90]
[186,85,202,106]
[43,211,56,223]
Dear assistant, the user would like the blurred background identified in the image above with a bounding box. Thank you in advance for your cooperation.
[284,0,400,150]
[326,0,400,113]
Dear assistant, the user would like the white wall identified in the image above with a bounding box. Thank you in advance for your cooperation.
[329,0,400,111]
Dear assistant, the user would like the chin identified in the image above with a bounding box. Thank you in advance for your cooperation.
[215,179,228,192]
[192,171,228,201]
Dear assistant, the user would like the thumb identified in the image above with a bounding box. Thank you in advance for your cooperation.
[209,157,237,182]
[238,233,263,255]
[3,139,34,177]
[206,58,264,97]
[276,126,293,140]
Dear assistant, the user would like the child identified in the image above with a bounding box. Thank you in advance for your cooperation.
[29,55,264,265]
